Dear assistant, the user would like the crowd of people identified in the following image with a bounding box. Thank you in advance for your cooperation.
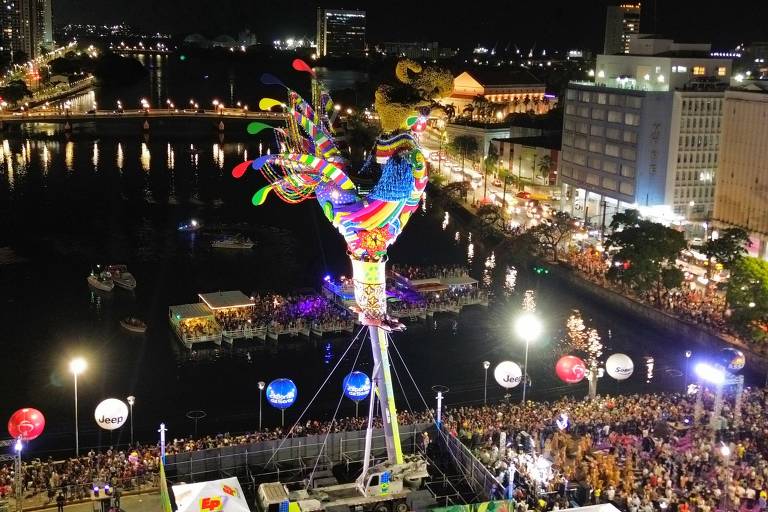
[447,388,768,512]
[392,264,471,281]
[0,446,158,507]
[3,385,765,512]
[566,247,738,348]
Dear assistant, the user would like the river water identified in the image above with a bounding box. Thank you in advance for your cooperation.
[0,56,755,457]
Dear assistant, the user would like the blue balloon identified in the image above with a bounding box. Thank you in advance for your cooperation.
[266,378,297,410]
[261,73,286,88]
[343,371,371,402]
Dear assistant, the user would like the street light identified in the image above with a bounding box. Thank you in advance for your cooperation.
[482,361,491,405]
[684,350,692,391]
[514,313,542,404]
[721,443,731,512]
[258,381,266,430]
[127,396,135,446]
[69,357,87,456]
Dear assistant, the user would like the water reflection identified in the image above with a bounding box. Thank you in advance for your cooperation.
[140,143,151,171]
[92,141,99,169]
[167,143,175,170]
[65,141,74,171]
[116,143,124,170]
[442,212,449,231]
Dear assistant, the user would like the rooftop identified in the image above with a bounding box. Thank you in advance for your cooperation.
[492,134,562,150]
[198,291,254,309]
[169,303,213,320]
[463,68,543,87]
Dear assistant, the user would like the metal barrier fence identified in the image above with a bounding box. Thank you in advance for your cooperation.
[437,428,502,501]
[164,423,433,483]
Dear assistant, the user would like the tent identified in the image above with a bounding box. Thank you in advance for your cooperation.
[172,477,250,512]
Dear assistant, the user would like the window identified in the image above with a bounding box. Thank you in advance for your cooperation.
[369,475,379,487]
[606,127,621,140]
[597,93,607,105]
[562,150,573,162]
[603,160,618,174]
[588,156,602,169]
[590,125,605,137]
[626,96,642,109]
[561,165,572,177]
[603,177,617,191]
[608,110,623,123]
[717,66,727,76]
[566,89,577,100]
[573,153,586,165]
[574,135,587,150]
[605,143,620,157]
[619,182,635,195]
[563,133,574,146]
[564,119,576,131]
[588,140,603,153]
[586,173,600,186]
[576,122,589,134]
[579,90,591,102]
[620,164,635,178]
[624,112,640,126]
[609,95,625,106]
[577,106,589,118]
[693,66,706,76]
[620,147,636,160]
[623,130,637,144]
[591,108,605,120]
[565,104,576,115]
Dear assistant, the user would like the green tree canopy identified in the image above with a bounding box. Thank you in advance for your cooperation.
[703,227,751,270]
[726,256,768,340]
[527,211,576,261]
[606,210,686,299]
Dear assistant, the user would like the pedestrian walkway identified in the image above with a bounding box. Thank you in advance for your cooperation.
[54,492,160,512]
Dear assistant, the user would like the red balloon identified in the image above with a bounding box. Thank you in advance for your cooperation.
[8,408,45,441]
[292,58,315,76]
[556,355,587,384]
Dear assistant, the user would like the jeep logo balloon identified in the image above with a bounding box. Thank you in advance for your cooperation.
[494,361,523,389]
[94,398,129,430]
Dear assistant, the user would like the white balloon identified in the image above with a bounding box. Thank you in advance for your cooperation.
[94,398,129,430]
[605,353,634,381]
[494,361,523,389]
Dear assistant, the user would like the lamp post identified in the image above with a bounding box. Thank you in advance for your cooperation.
[515,313,542,404]
[721,443,731,512]
[684,350,692,392]
[483,361,491,405]
[127,396,135,446]
[69,357,87,456]
[258,381,266,430]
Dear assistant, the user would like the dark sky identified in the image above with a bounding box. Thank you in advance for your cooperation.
[54,0,767,52]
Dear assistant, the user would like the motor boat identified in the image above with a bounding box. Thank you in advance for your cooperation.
[87,271,114,292]
[211,235,255,249]
[120,317,147,334]
[178,219,201,232]
[107,265,137,291]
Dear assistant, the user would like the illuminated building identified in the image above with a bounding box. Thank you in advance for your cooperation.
[0,0,52,60]
[560,37,732,225]
[447,69,551,117]
[316,8,366,58]
[603,3,641,55]
[713,84,768,259]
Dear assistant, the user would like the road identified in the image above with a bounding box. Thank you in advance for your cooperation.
[0,108,287,124]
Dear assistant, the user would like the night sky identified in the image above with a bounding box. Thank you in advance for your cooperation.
[55,0,767,52]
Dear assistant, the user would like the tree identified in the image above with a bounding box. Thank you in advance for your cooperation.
[726,257,768,340]
[537,155,553,180]
[527,211,577,261]
[442,181,471,200]
[0,80,31,104]
[449,135,479,171]
[606,209,687,301]
[702,227,750,274]
[483,143,499,199]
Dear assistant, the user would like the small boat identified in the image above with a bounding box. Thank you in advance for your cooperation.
[107,265,137,291]
[212,235,255,249]
[120,317,147,334]
[87,271,114,292]
[178,219,200,232]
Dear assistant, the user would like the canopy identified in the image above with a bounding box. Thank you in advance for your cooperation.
[413,283,449,293]
[199,291,254,310]
[172,477,249,512]
[169,303,214,321]
[441,275,478,287]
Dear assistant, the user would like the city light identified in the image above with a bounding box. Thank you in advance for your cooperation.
[693,362,725,385]
[69,357,86,375]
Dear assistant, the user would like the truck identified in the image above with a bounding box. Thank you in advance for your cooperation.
[256,454,429,512]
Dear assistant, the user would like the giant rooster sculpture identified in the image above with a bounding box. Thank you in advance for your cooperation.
[232,58,452,467]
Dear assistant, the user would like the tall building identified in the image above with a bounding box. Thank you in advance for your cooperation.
[0,0,53,62]
[603,3,641,55]
[713,85,768,259]
[559,37,732,226]
[316,8,365,58]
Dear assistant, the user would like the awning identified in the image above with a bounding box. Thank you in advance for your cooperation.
[414,283,449,293]
[172,477,250,512]
[198,291,254,309]
[442,276,479,287]
[169,303,214,321]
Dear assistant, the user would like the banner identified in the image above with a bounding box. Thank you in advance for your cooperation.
[159,460,173,512]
